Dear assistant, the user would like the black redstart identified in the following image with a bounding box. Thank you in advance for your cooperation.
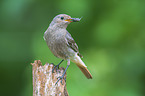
[44,14,92,83]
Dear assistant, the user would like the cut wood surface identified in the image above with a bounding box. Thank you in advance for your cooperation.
[31,60,68,96]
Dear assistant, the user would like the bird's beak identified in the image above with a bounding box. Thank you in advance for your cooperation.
[65,18,81,22]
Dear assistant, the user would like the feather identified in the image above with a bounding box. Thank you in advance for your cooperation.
[65,32,83,58]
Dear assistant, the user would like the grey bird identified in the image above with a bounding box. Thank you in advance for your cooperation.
[44,14,92,83]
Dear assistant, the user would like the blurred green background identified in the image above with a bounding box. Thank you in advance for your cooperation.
[0,0,145,96]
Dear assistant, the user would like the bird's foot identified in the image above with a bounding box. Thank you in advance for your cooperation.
[52,63,59,73]
[55,75,66,85]
[52,60,64,73]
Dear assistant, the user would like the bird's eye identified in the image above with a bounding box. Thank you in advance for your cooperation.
[60,17,64,20]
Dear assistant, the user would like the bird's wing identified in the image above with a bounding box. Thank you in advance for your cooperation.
[65,32,83,58]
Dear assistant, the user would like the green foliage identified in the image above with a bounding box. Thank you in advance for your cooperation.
[0,0,145,96]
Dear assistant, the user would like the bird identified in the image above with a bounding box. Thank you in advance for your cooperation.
[44,14,92,84]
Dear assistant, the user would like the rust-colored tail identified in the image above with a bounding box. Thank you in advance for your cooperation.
[76,65,92,79]
[71,55,92,79]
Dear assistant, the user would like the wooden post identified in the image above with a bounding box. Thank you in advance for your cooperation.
[31,60,69,96]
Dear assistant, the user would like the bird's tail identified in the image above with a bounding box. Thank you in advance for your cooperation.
[71,55,92,79]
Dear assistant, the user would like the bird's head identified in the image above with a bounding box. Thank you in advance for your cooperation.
[49,14,81,28]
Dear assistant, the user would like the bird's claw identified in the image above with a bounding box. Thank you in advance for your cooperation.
[52,63,60,73]
[55,76,66,85]
[52,60,64,73]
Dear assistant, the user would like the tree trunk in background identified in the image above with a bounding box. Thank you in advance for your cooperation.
[31,60,68,96]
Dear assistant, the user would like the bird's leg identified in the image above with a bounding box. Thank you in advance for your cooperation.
[52,59,64,73]
[55,60,70,85]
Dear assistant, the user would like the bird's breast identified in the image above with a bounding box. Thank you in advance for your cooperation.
[44,29,73,59]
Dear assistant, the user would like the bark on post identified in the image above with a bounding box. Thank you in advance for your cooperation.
[31,60,68,96]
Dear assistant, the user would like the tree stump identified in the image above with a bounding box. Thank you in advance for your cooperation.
[31,60,68,96]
